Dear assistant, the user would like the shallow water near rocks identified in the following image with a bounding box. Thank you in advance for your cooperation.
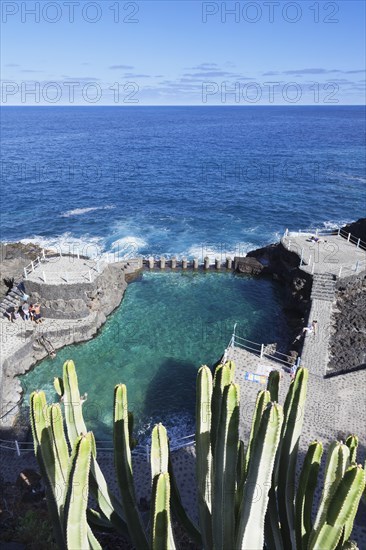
[20,271,289,443]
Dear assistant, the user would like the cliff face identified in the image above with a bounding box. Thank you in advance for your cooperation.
[236,242,312,316]
[340,218,366,243]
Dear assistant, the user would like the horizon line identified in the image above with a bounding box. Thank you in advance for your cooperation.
[1,104,365,107]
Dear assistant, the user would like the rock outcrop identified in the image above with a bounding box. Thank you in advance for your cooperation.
[340,218,366,243]
[236,242,312,317]
[328,274,366,375]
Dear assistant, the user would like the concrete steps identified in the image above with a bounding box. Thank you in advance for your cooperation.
[0,280,25,315]
[311,273,336,302]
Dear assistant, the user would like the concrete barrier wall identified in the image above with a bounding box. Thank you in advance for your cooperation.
[143,256,235,270]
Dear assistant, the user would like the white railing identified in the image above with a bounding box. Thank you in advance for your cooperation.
[0,433,196,460]
[284,227,366,250]
[229,327,299,370]
[337,228,366,250]
[338,260,366,279]
[24,249,47,278]
[282,234,365,277]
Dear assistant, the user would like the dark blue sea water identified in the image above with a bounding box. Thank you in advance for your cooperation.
[5,106,365,441]
[1,106,365,258]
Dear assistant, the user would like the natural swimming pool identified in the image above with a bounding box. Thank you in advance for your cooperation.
[20,271,290,443]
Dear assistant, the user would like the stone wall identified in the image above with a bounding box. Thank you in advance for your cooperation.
[0,262,138,437]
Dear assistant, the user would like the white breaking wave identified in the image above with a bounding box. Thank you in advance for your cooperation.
[61,205,116,218]
[102,236,148,261]
[322,219,354,231]
[19,232,105,258]
[326,172,366,184]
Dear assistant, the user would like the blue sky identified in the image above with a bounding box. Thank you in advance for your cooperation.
[1,0,365,105]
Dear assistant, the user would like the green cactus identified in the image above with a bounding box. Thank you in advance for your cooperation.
[195,365,213,550]
[64,433,94,550]
[295,440,323,550]
[276,367,309,548]
[346,435,358,464]
[113,384,149,550]
[243,389,271,479]
[30,391,66,549]
[236,402,284,549]
[150,473,174,550]
[30,359,364,550]
[212,382,240,549]
[308,464,365,550]
[267,369,280,402]
[61,361,128,537]
[211,363,232,457]
[309,440,351,548]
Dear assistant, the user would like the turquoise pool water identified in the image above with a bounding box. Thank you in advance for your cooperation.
[20,272,289,443]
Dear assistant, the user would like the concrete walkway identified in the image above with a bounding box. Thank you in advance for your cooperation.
[281,232,365,278]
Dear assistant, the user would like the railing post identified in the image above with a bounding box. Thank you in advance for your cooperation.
[24,268,27,279]
[42,249,45,260]
[15,440,20,457]
[43,271,47,283]
[357,238,360,248]
[355,261,359,273]
[31,261,34,271]
[311,263,315,275]
[337,228,340,236]
[308,254,312,266]
[300,247,304,267]
[77,248,80,259]
[338,266,342,278]
[347,233,351,242]
[260,344,264,358]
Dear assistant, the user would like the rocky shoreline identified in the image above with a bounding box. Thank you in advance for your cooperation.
[1,219,365,439]
[0,256,141,439]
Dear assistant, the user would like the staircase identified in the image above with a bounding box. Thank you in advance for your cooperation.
[0,280,26,317]
[311,273,336,302]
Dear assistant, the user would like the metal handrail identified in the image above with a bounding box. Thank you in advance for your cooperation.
[284,227,366,250]
[1,431,196,458]
[230,327,297,369]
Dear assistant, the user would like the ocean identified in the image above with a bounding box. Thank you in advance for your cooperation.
[1,106,365,258]
[5,105,365,441]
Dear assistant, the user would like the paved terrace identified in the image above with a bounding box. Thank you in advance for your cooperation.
[281,231,366,278]
[226,227,366,530]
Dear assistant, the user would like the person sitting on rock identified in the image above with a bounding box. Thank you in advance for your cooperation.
[32,303,43,324]
[302,320,317,335]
